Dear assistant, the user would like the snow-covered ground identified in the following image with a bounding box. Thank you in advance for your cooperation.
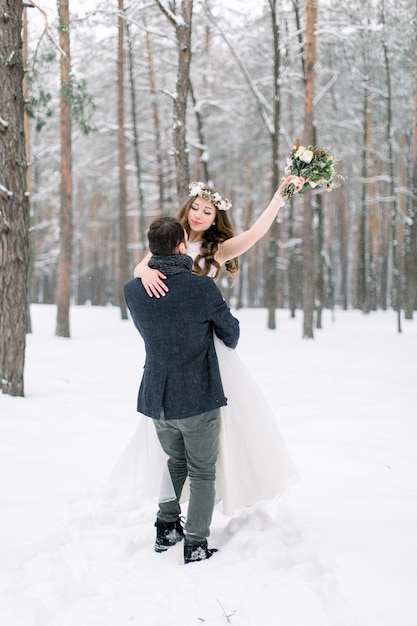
[1,304,416,626]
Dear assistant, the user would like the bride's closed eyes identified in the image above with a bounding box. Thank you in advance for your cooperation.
[191,204,215,216]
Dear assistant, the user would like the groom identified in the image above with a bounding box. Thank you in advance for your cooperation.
[124,217,239,564]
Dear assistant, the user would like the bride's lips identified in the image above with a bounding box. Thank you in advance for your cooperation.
[190,220,202,227]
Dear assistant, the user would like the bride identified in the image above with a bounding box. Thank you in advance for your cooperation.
[110,175,306,515]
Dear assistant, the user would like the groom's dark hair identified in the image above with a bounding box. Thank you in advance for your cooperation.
[148,217,186,256]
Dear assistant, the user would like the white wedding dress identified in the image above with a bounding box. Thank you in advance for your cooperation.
[109,242,298,515]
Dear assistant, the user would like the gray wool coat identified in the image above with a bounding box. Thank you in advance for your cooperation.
[124,254,240,420]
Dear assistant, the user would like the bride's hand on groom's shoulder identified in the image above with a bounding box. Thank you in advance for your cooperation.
[138,265,168,298]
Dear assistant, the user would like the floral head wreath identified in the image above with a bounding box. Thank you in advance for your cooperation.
[188,181,232,211]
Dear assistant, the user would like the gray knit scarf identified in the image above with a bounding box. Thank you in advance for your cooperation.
[149,254,193,275]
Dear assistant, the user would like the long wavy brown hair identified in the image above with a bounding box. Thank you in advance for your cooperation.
[177,195,239,282]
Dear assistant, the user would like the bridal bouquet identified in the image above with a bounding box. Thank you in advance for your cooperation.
[282,140,335,198]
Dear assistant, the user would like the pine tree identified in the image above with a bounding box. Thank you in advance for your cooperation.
[0,0,30,395]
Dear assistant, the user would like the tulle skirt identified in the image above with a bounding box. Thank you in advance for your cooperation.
[108,336,298,515]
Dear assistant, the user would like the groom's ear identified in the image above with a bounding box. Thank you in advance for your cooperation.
[177,241,186,254]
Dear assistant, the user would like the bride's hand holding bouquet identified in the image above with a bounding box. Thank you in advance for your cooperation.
[281,139,336,199]
[275,174,308,202]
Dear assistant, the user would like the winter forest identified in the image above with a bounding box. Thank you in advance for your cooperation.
[1,5,417,621]
[1,0,417,396]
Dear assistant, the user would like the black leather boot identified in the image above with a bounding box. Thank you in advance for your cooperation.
[154,518,184,553]
[184,538,218,563]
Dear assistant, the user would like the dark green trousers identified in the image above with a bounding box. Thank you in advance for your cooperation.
[154,408,220,542]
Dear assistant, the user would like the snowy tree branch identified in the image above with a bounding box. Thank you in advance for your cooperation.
[153,0,185,28]
[29,0,67,58]
[313,72,338,106]
[203,1,274,135]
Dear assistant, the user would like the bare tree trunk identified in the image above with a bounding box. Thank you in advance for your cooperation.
[117,0,128,319]
[23,5,32,334]
[405,160,417,318]
[236,154,254,309]
[287,196,298,318]
[286,38,299,320]
[381,0,401,333]
[190,23,211,184]
[155,0,193,202]
[143,13,165,214]
[315,194,324,329]
[358,61,371,313]
[266,0,281,330]
[189,80,210,183]
[55,0,73,338]
[302,0,317,339]
[338,186,349,310]
[0,0,30,396]
[126,19,146,254]
[380,213,389,310]
[405,0,417,320]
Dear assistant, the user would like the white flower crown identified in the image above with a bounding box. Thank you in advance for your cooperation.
[188,181,232,211]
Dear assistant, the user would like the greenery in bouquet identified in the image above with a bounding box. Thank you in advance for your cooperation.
[282,139,335,198]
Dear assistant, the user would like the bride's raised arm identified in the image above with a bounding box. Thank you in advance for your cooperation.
[216,175,306,265]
